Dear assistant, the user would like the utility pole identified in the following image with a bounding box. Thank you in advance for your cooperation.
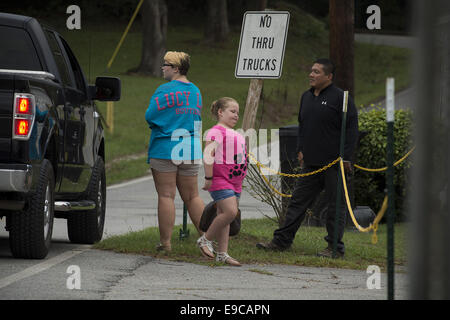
[329,0,356,221]
[329,0,354,98]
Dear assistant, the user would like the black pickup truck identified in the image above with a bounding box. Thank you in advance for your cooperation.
[0,13,121,259]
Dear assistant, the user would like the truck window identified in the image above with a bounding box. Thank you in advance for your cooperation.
[59,36,87,93]
[0,26,42,70]
[44,30,73,87]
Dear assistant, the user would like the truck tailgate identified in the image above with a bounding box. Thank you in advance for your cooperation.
[0,75,13,161]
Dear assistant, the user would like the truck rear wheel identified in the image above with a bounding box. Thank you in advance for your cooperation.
[67,158,106,244]
[9,159,55,259]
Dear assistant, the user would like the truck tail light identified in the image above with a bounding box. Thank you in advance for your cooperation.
[13,93,35,140]
[16,97,32,114]
[15,119,30,136]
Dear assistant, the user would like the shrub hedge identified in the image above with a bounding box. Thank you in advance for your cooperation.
[354,108,414,221]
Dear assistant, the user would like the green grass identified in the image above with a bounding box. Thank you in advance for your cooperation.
[105,155,149,186]
[52,3,411,185]
[354,43,412,106]
[94,218,407,271]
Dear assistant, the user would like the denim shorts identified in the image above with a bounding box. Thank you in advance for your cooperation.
[209,189,241,202]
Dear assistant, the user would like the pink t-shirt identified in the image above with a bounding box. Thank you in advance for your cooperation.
[206,125,247,193]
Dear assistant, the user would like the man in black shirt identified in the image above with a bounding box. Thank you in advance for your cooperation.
[256,58,358,258]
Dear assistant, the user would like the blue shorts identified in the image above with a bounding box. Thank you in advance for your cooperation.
[209,189,241,202]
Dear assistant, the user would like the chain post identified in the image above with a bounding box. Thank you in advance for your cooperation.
[386,77,395,300]
[334,91,349,258]
[179,203,190,240]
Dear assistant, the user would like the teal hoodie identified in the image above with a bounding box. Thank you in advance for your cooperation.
[145,80,203,163]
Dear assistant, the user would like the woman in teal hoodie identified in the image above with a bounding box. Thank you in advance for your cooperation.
[145,51,205,252]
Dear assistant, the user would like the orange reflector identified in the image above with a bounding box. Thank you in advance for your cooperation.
[15,119,30,136]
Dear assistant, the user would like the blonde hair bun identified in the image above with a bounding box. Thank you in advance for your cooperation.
[210,97,238,119]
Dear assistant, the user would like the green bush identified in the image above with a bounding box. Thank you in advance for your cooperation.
[354,108,413,221]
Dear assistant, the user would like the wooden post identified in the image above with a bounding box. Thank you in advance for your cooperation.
[242,79,263,131]
[241,1,266,132]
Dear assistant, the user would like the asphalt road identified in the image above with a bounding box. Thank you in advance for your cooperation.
[355,33,415,49]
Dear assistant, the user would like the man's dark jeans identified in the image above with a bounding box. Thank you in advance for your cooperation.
[272,165,347,253]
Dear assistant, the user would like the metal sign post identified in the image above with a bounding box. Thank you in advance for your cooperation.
[386,77,395,300]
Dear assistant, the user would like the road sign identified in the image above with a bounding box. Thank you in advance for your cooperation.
[235,11,290,79]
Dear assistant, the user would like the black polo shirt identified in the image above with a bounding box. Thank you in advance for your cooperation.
[296,83,358,166]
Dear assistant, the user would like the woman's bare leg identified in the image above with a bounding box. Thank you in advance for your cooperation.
[176,174,205,233]
[152,169,177,248]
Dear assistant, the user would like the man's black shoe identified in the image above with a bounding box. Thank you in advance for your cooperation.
[316,246,344,259]
[256,241,287,251]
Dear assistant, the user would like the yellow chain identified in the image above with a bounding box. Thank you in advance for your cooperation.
[248,147,413,234]
[372,224,379,244]
[249,146,414,176]
[253,157,389,243]
[248,152,340,178]
[249,152,340,198]
[339,159,388,243]
[354,146,415,172]
[255,162,292,198]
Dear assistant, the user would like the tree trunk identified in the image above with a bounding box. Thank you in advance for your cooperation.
[258,0,267,10]
[329,0,354,97]
[133,0,167,76]
[205,0,229,43]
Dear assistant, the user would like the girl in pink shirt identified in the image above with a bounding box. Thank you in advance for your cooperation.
[197,97,247,266]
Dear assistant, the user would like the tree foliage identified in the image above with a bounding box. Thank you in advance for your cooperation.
[4,0,410,33]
